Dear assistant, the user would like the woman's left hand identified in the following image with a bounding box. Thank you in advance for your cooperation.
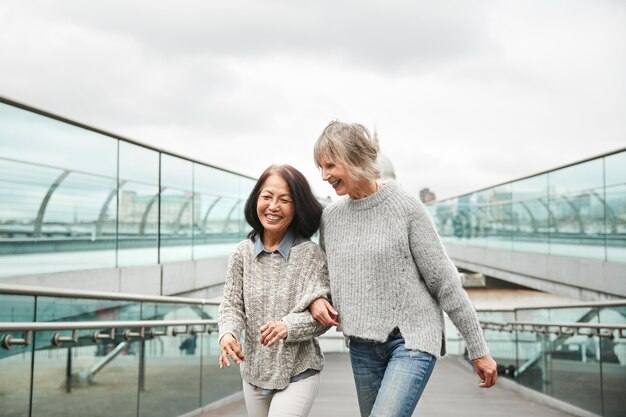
[472,354,498,388]
[259,320,288,347]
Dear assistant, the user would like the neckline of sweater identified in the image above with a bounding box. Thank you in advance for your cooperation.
[344,180,397,211]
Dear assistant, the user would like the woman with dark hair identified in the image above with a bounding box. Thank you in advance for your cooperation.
[218,164,330,417]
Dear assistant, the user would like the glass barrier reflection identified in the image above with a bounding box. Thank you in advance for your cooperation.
[0,100,255,278]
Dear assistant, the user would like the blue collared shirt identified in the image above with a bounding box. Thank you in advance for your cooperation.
[252,229,308,261]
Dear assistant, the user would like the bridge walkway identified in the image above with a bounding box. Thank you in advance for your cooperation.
[202,352,578,417]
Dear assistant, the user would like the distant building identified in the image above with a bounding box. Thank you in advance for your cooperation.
[419,188,436,203]
[373,130,396,181]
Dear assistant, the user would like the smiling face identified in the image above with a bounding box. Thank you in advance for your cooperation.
[256,173,295,241]
[319,155,356,197]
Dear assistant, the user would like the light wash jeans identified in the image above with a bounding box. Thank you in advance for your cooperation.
[349,336,436,417]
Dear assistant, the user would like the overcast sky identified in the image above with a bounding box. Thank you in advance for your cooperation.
[1,0,624,200]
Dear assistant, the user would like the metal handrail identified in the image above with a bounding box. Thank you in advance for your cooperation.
[0,319,218,350]
[480,320,626,338]
[0,319,217,332]
[513,300,626,311]
[0,283,220,305]
[476,299,626,313]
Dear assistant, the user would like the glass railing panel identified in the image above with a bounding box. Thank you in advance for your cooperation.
[605,151,626,263]
[159,154,194,263]
[117,141,160,267]
[515,307,584,323]
[513,307,548,389]
[0,102,117,177]
[467,191,490,247]
[446,310,518,371]
[41,172,118,270]
[159,155,194,263]
[429,149,626,266]
[0,159,66,278]
[430,198,459,241]
[449,303,625,415]
[514,306,548,322]
[0,294,35,417]
[546,305,598,325]
[31,296,141,417]
[545,331,603,414]
[548,159,605,260]
[200,197,243,239]
[193,166,243,260]
[138,302,202,417]
[511,174,549,254]
[485,184,513,250]
[0,102,119,279]
[516,330,547,394]
[454,195,473,244]
[201,329,242,406]
[517,304,601,383]
[222,200,245,237]
[599,305,626,417]
[0,159,54,228]
[543,307,603,414]
[200,304,242,406]
[477,311,516,372]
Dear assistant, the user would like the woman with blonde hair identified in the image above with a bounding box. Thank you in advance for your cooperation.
[309,121,497,417]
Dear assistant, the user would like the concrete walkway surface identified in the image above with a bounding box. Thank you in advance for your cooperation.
[200,352,579,417]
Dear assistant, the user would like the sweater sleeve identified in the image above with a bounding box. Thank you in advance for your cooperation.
[218,244,246,342]
[408,202,489,360]
[282,247,331,342]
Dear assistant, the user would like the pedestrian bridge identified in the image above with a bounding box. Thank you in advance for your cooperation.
[1,97,625,417]
[0,96,624,302]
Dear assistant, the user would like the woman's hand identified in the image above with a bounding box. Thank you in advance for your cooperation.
[472,354,498,388]
[309,297,340,327]
[259,321,288,347]
[218,333,244,368]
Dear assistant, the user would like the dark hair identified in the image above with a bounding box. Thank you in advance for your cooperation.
[244,164,323,240]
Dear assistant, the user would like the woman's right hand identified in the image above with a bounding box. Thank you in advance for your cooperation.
[309,297,340,327]
[218,333,245,368]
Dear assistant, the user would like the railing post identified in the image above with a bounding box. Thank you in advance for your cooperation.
[139,340,146,392]
[66,347,72,393]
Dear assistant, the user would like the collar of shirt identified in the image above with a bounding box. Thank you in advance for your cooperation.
[252,229,306,261]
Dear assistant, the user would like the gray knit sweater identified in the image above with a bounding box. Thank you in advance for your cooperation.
[320,181,489,360]
[218,239,330,390]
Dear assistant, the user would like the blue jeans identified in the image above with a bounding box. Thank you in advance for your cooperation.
[349,336,436,417]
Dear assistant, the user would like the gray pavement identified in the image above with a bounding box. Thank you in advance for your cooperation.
[201,353,578,417]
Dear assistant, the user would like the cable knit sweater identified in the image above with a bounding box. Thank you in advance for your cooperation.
[218,239,330,390]
[320,181,489,360]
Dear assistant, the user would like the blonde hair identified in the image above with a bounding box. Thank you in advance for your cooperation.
[313,120,381,181]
